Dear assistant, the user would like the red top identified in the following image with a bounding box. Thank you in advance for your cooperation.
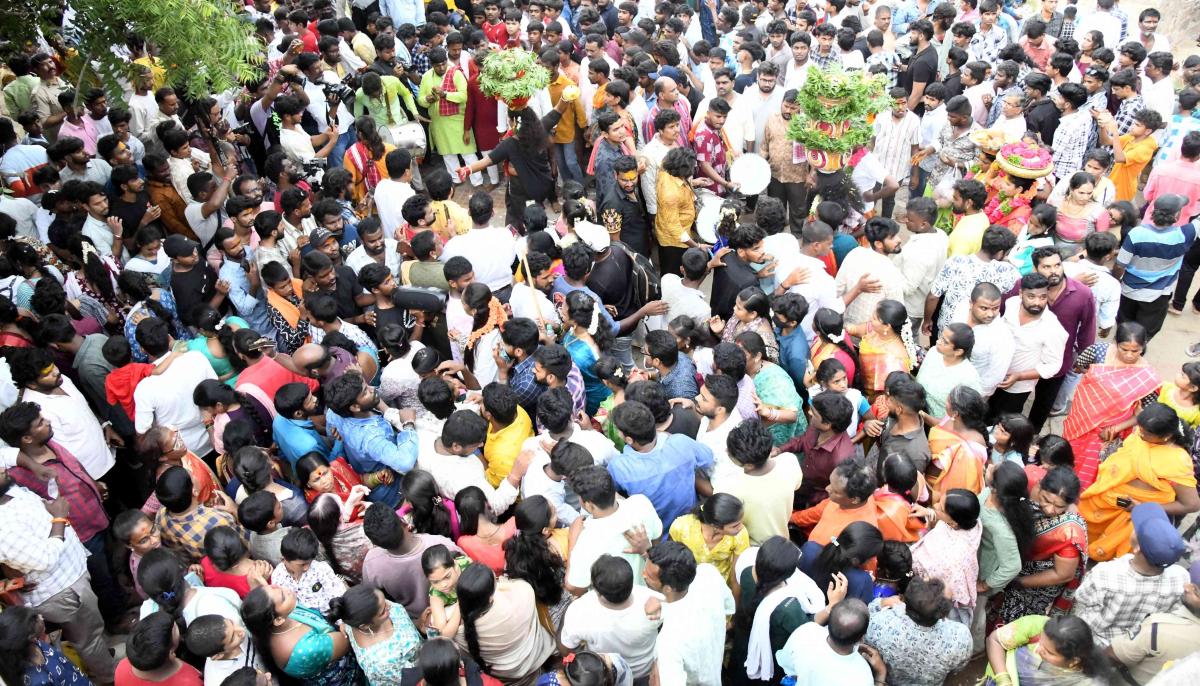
[457,519,517,575]
[200,557,253,598]
[115,659,203,686]
[482,21,507,45]
[106,362,155,421]
[235,357,319,412]
[0,331,33,348]
[304,457,367,522]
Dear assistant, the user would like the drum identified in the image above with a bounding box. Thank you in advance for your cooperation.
[695,190,725,244]
[729,153,771,195]
[391,286,446,312]
[382,122,428,159]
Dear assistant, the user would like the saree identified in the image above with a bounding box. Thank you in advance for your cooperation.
[993,512,1087,625]
[722,317,780,363]
[810,341,858,388]
[980,615,1096,686]
[926,420,989,498]
[873,490,924,543]
[284,605,366,686]
[754,362,807,445]
[1077,432,1196,562]
[858,331,911,400]
[563,331,610,416]
[1062,355,1160,490]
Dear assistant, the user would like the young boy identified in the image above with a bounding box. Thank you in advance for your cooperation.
[520,421,602,527]
[238,491,290,566]
[481,383,534,488]
[501,8,524,49]
[481,0,506,43]
[269,527,346,613]
[113,510,162,600]
[1063,231,1121,337]
[1103,108,1163,202]
[184,615,267,685]
[102,335,174,422]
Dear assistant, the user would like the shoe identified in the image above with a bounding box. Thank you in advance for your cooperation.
[1187,343,1200,358]
[1169,305,1184,315]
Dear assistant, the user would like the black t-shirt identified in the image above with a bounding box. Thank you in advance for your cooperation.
[586,248,636,321]
[598,186,651,256]
[942,73,964,101]
[1026,99,1061,146]
[109,192,150,235]
[489,137,554,202]
[330,264,365,320]
[171,264,218,324]
[710,252,760,321]
[905,46,940,115]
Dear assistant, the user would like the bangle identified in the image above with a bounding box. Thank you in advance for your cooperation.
[50,517,70,525]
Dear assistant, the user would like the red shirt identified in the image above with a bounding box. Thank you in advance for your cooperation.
[235,356,318,417]
[116,659,203,686]
[200,556,253,598]
[106,362,155,421]
[482,21,507,45]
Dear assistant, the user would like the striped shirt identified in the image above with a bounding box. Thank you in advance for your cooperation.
[1117,221,1199,301]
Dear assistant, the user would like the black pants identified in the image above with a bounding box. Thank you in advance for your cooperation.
[350,1,379,30]
[767,179,809,234]
[658,245,687,281]
[1117,293,1171,340]
[988,375,1066,432]
[1172,239,1200,311]
[988,388,1030,424]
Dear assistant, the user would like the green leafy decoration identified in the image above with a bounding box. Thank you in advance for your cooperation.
[787,65,889,155]
[478,48,551,102]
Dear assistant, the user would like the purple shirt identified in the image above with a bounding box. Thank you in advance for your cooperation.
[1004,277,1096,377]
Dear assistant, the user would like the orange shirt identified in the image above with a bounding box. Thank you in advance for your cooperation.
[1109,134,1158,202]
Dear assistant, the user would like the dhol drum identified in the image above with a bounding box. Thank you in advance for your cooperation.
[382,122,428,160]
[695,190,726,244]
[729,153,771,195]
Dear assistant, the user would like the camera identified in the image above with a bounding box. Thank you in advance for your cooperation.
[321,73,360,103]
[231,121,256,137]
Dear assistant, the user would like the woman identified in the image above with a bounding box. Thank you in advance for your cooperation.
[845,299,914,401]
[1063,321,1161,490]
[502,496,568,630]
[977,462,1037,601]
[593,356,627,449]
[397,637,490,686]
[711,287,779,363]
[993,467,1087,626]
[655,146,700,278]
[241,585,364,686]
[454,564,555,685]
[119,269,188,362]
[201,525,274,598]
[343,116,393,207]
[561,289,613,416]
[330,584,422,684]
[138,425,221,514]
[809,308,860,389]
[979,165,1039,235]
[1050,172,1109,255]
[460,282,506,387]
[308,493,372,584]
[187,306,249,386]
[983,614,1108,686]
[798,520,884,604]
[66,236,123,326]
[233,446,308,526]
[736,331,806,445]
[0,295,36,348]
[927,385,991,498]
[792,459,905,545]
[123,225,172,286]
[872,453,925,543]
[915,323,982,418]
[378,323,427,411]
[728,537,824,686]
[669,493,751,585]
[0,606,91,686]
[398,469,459,539]
[194,380,274,456]
[138,547,243,627]
[455,487,516,574]
[297,453,370,522]
[1076,30,1105,72]
[1105,200,1139,244]
[1078,403,1200,562]
[910,489,984,625]
[864,576,973,686]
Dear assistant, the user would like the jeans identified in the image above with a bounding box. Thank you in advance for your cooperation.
[610,334,635,371]
[327,128,356,171]
[556,142,583,185]
[1051,369,1082,415]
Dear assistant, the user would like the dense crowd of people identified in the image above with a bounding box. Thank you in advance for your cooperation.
[2,0,1200,683]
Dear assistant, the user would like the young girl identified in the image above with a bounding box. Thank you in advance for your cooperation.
[872,540,913,600]
[910,488,983,626]
[593,355,627,449]
[536,650,633,686]
[991,414,1036,466]
[1025,434,1076,486]
[808,358,870,437]
[1008,203,1056,275]
[422,544,471,639]
[709,287,780,363]
[809,308,861,390]
[844,300,916,401]
[873,452,925,542]
[398,469,460,539]
[977,462,1036,604]
[200,525,273,599]
[669,314,713,376]
[668,493,751,586]
[1157,362,1200,430]
[296,453,374,523]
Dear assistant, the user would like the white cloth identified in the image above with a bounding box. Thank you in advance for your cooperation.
[1063,260,1120,330]
[735,548,826,681]
[1000,296,1067,394]
[0,196,38,239]
[345,241,402,277]
[638,136,674,214]
[698,414,743,482]
[565,494,663,589]
[776,622,876,685]
[24,376,113,479]
[508,283,560,330]
[134,350,218,455]
[655,563,735,686]
[415,430,518,514]
[919,105,948,148]
[279,127,318,163]
[373,178,416,234]
[694,94,756,151]
[81,215,118,258]
[440,227,517,292]
[778,251,843,343]
[185,201,222,248]
[892,231,949,319]
[953,311,1016,397]
[660,275,712,328]
[835,246,906,326]
[560,587,665,678]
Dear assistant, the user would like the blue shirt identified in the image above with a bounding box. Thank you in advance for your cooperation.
[1117,221,1198,302]
[324,410,418,506]
[776,327,811,392]
[607,434,714,531]
[550,277,620,335]
[273,415,332,468]
[509,354,544,418]
[660,355,699,400]
[219,257,276,339]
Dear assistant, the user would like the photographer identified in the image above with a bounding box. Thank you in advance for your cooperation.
[297,52,357,170]
[276,94,338,165]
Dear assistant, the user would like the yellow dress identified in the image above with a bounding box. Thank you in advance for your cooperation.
[668,514,750,584]
[1157,383,1200,429]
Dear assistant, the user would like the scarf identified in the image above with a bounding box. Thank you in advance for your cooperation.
[438,66,461,117]
[346,141,383,191]
[735,548,826,681]
[267,278,304,328]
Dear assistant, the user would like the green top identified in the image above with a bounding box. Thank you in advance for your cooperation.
[977,488,1021,592]
[428,555,472,605]
[353,75,419,129]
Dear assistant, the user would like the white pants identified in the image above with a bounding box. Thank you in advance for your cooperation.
[442,152,483,187]
[476,148,500,184]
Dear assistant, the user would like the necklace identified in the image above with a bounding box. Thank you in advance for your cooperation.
[271,621,304,636]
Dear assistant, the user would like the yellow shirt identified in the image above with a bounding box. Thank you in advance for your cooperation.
[654,172,696,248]
[1158,383,1200,428]
[548,74,587,145]
[431,198,472,238]
[1109,134,1158,202]
[483,406,534,487]
[668,514,750,583]
[947,211,990,257]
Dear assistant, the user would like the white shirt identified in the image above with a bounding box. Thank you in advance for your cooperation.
[638,136,675,214]
[694,94,756,151]
[0,196,38,239]
[279,127,318,163]
[850,150,891,196]
[123,249,172,277]
[509,283,561,330]
[873,111,922,179]
[659,275,712,329]
[185,201,221,248]
[835,246,906,327]
[25,376,113,479]
[1063,260,1121,330]
[134,350,218,455]
[1000,296,1068,394]
[892,231,949,319]
[1142,77,1177,125]
[655,563,736,686]
[440,227,517,291]
[955,312,1016,397]
[81,215,117,257]
[560,587,665,679]
[565,494,663,589]
[996,114,1028,142]
[775,622,876,685]
[345,240,401,277]
[373,178,415,234]
[783,60,811,92]
[744,88,785,155]
[698,414,743,482]
[919,105,948,148]
[415,431,518,514]
[778,251,843,343]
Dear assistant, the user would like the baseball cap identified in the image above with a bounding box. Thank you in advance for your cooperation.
[163,234,199,259]
[573,220,610,252]
[655,66,684,82]
[1153,194,1188,215]
[309,227,337,249]
[1132,502,1186,568]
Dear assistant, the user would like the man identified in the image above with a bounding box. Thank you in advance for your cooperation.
[1051,84,1093,180]
[133,318,218,456]
[775,221,846,341]
[441,192,517,301]
[835,217,906,327]
[988,273,1068,422]
[565,465,663,593]
[902,20,939,114]
[153,465,242,563]
[660,247,714,326]
[645,330,699,400]
[271,382,332,468]
[138,87,185,148]
[637,109,681,222]
[1073,503,1189,646]
[78,181,122,259]
[946,178,990,257]
[51,136,111,185]
[579,224,666,370]
[1115,195,1198,340]
[144,153,192,239]
[56,90,98,154]
[893,197,948,332]
[1111,69,1145,136]
[345,216,401,278]
[1110,566,1200,684]
[688,373,743,479]
[419,48,481,186]
[642,75,692,146]
[864,374,933,473]
[783,32,813,92]
[360,503,463,619]
[1019,18,1057,71]
[29,53,65,141]
[275,94,337,164]
[1142,52,1178,131]
[414,409,529,512]
[560,555,663,681]
[608,400,713,530]
[967,0,1008,65]
[761,89,807,231]
[166,234,226,328]
[1064,232,1121,338]
[1023,73,1061,146]
[983,61,1020,128]
[324,372,419,506]
[744,62,784,155]
[279,187,317,258]
[533,343,588,419]
[185,168,236,249]
[776,597,885,685]
[509,250,560,331]
[372,149,415,235]
[957,282,1015,398]
[543,47,588,184]
[692,97,736,197]
[0,458,115,682]
[811,23,841,69]
[496,318,546,419]
[213,227,274,339]
[598,155,653,258]
[643,540,734,685]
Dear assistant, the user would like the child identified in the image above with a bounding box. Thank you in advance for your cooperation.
[237,490,290,566]
[1105,109,1164,202]
[268,527,346,614]
[668,314,714,376]
[102,334,177,422]
[539,650,633,685]
[872,540,913,600]
[593,355,628,449]
[1025,434,1075,485]
[1158,362,1200,430]
[184,614,266,685]
[910,488,983,625]
[113,509,162,600]
[520,439,593,528]
[1063,231,1121,336]
[990,414,1035,466]
[501,8,523,48]
[1008,203,1056,274]
[422,543,471,638]
[808,358,870,438]
[16,110,47,146]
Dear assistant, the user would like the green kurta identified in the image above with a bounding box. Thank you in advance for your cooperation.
[418,67,476,155]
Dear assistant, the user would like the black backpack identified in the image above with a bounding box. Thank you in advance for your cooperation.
[611,241,661,310]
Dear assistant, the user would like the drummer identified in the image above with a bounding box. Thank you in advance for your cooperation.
[692,98,741,197]
[353,71,421,134]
